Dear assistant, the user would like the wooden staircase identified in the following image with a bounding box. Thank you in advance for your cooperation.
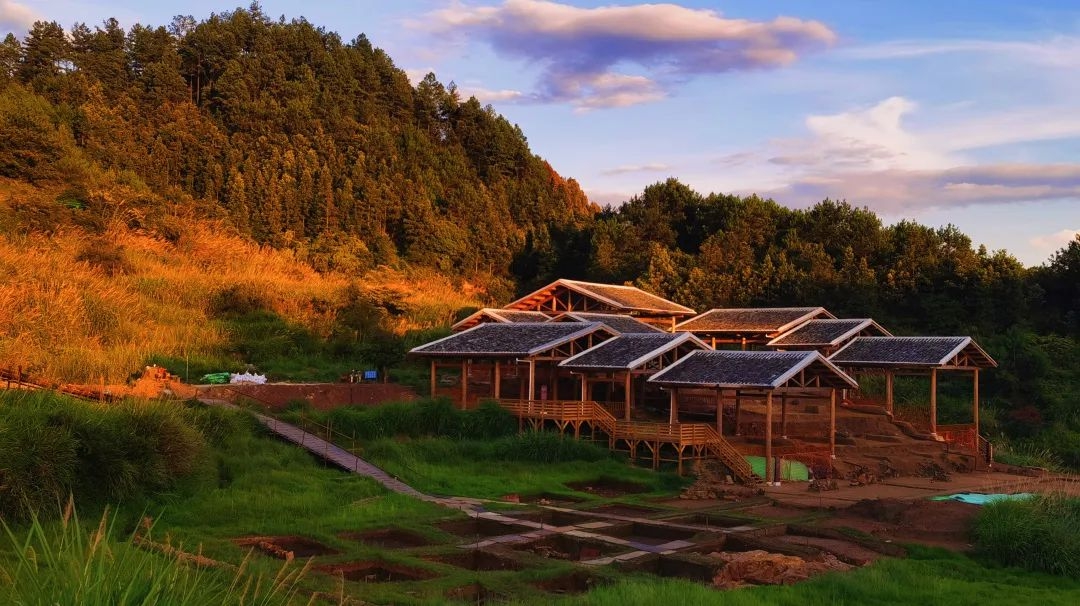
[497,399,760,484]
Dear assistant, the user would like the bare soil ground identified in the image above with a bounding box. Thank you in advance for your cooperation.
[201,382,417,410]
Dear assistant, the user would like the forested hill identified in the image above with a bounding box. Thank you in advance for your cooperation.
[0,7,594,295]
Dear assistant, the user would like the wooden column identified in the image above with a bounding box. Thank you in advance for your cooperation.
[829,389,837,458]
[715,388,723,435]
[711,336,716,349]
[765,391,774,484]
[741,337,748,351]
[460,359,468,410]
[527,360,536,402]
[780,393,788,439]
[929,368,938,436]
[734,391,742,436]
[669,389,678,424]
[973,368,980,459]
[580,375,588,401]
[552,365,559,400]
[624,371,632,421]
[429,360,436,397]
[885,370,894,414]
[493,360,501,400]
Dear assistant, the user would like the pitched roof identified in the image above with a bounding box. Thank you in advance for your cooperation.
[768,319,891,348]
[649,350,857,389]
[504,279,695,315]
[829,337,998,368]
[675,307,834,335]
[559,333,708,371]
[410,322,614,357]
[451,308,551,332]
[551,312,664,334]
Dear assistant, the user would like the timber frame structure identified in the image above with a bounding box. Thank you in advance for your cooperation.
[675,307,835,348]
[503,279,695,329]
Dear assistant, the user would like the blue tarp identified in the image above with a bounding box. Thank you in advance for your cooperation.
[930,492,1036,505]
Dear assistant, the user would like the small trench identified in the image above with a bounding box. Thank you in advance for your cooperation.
[505,509,603,527]
[602,522,701,546]
[437,518,525,539]
[585,503,663,518]
[234,535,339,559]
[513,534,628,561]
[315,560,436,583]
[338,528,434,549]
[516,492,586,506]
[665,512,756,528]
[445,583,512,605]
[426,549,524,571]
[532,571,603,595]
[620,553,718,583]
[566,478,650,498]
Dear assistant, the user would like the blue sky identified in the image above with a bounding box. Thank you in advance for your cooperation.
[3,1,1079,266]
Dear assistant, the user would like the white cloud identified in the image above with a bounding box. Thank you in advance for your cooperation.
[0,0,36,34]
[602,162,671,175]
[419,0,835,109]
[1030,228,1080,253]
[842,36,1080,68]
[456,85,526,103]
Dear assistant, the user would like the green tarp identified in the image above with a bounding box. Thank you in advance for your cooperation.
[930,492,1035,505]
[746,456,809,481]
[200,372,231,384]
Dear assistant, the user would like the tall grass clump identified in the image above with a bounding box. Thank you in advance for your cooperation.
[0,505,308,606]
[0,391,224,519]
[974,494,1080,576]
[294,398,517,441]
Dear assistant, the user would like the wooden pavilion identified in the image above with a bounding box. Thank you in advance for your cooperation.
[502,279,695,329]
[675,307,835,348]
[547,311,664,334]
[451,308,552,332]
[648,350,858,483]
[829,336,997,442]
[409,322,616,407]
[558,332,709,420]
[768,318,891,355]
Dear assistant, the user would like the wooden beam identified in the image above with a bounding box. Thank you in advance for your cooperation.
[973,367,980,441]
[669,388,678,424]
[494,360,501,400]
[716,388,723,435]
[552,364,559,400]
[580,375,588,402]
[780,393,788,439]
[460,359,468,410]
[429,360,436,398]
[734,391,742,436]
[930,367,938,436]
[624,371,632,421]
[765,391,774,484]
[528,360,536,402]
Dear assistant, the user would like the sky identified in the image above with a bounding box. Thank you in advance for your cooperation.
[3,1,1080,266]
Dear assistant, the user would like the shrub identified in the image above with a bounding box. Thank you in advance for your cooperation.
[975,495,1080,577]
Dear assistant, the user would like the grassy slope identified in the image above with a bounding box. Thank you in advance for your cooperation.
[0,178,482,384]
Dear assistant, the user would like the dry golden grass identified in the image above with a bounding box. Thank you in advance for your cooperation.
[0,180,484,383]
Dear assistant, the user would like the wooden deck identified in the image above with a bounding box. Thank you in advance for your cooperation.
[497,399,759,483]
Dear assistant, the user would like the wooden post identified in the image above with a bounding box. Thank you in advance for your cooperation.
[430,360,436,397]
[552,365,559,401]
[929,368,938,436]
[829,389,837,459]
[527,360,536,402]
[885,370,894,414]
[780,393,788,439]
[734,391,742,436]
[460,359,468,410]
[711,336,716,349]
[973,368,980,458]
[765,391,774,484]
[624,371,632,421]
[715,388,723,435]
[494,360,501,400]
[741,336,747,351]
[669,389,678,424]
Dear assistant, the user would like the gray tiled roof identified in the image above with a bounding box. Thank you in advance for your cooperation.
[829,337,997,368]
[769,319,890,347]
[648,350,857,389]
[556,312,663,334]
[559,333,706,370]
[675,307,832,334]
[450,308,551,331]
[411,322,612,357]
[505,279,695,315]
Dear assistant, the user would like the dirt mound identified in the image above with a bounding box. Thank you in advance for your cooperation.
[836,498,978,550]
[710,549,851,588]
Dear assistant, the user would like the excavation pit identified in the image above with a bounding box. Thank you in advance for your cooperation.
[585,503,663,518]
[445,583,512,605]
[338,528,434,549]
[665,512,756,529]
[315,560,436,583]
[517,492,585,506]
[505,509,603,527]
[426,549,524,571]
[437,518,525,539]
[513,535,628,561]
[566,479,650,498]
[603,522,701,546]
[621,553,718,583]
[234,535,339,559]
[532,571,603,595]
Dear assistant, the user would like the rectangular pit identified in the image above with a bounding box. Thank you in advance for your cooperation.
[316,560,436,583]
[532,571,603,595]
[338,528,435,549]
[517,492,586,506]
[585,503,663,518]
[601,522,701,546]
[426,549,524,571]
[436,518,526,539]
[234,535,339,559]
[504,509,604,527]
[664,512,756,529]
[445,583,512,604]
[513,535,629,561]
[619,553,718,583]
[566,479,650,498]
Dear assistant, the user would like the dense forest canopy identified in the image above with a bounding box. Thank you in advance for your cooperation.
[1,5,1078,464]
